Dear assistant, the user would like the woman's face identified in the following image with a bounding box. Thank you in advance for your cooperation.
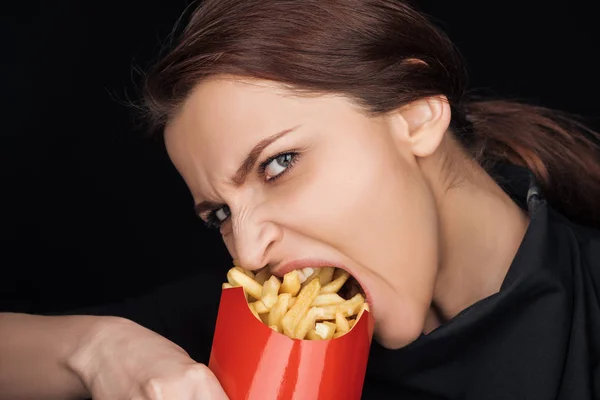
[165,76,449,348]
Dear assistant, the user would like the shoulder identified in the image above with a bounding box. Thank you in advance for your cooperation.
[547,206,600,292]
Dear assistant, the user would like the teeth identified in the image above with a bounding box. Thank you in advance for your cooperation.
[295,267,316,284]
[297,269,307,283]
[302,267,314,278]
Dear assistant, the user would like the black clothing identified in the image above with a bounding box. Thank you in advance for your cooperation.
[76,166,600,399]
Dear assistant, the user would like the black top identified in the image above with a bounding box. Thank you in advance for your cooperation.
[73,165,600,400]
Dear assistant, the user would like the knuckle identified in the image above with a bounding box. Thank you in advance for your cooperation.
[141,377,165,399]
[184,363,212,382]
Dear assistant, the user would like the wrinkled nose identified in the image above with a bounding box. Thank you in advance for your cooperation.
[229,212,282,271]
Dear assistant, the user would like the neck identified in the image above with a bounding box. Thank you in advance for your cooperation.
[421,142,530,329]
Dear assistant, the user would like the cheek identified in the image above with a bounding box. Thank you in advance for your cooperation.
[280,140,439,339]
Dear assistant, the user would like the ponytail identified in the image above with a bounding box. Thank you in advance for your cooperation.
[464,100,600,226]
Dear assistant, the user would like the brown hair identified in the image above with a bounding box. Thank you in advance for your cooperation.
[142,0,600,226]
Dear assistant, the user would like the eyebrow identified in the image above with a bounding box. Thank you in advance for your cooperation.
[194,126,299,216]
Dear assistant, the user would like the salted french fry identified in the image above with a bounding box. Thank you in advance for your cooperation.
[294,307,324,339]
[319,267,335,286]
[335,311,350,333]
[333,331,346,338]
[269,325,279,333]
[254,268,272,285]
[307,321,336,340]
[306,329,322,341]
[261,275,281,309]
[280,270,301,296]
[281,278,321,337]
[320,270,350,294]
[268,293,291,332]
[227,267,263,300]
[288,297,296,308]
[312,293,345,307]
[222,283,234,289]
[348,319,356,328]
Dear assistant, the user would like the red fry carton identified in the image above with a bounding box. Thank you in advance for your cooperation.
[208,286,375,400]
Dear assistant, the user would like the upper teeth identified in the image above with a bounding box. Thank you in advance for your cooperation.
[297,267,315,283]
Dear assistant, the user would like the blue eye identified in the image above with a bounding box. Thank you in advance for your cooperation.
[261,152,298,182]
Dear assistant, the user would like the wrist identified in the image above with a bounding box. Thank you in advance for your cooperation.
[64,315,133,397]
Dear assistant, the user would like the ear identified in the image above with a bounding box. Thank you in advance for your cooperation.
[393,96,451,158]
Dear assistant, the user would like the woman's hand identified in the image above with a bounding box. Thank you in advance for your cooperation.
[70,317,228,400]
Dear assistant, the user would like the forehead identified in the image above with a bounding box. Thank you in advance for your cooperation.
[163,78,290,188]
[163,77,352,191]
[166,77,289,156]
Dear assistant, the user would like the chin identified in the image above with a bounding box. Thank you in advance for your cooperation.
[373,304,427,349]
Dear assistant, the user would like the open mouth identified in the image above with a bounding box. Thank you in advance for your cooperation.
[223,264,369,340]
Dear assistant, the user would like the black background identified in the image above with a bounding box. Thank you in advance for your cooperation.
[1,1,598,314]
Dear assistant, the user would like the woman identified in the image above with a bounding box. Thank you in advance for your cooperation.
[1,0,599,399]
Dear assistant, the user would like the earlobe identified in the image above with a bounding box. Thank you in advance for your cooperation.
[398,96,451,158]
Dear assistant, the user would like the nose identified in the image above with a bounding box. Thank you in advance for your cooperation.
[229,211,283,271]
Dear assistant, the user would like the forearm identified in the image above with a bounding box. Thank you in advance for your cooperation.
[0,312,115,400]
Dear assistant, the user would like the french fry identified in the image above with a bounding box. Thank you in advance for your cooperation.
[320,270,350,294]
[223,265,368,340]
[356,302,370,322]
[294,307,324,339]
[307,321,337,340]
[227,267,263,300]
[306,329,322,341]
[232,259,255,278]
[261,275,281,309]
[281,278,321,337]
[319,267,335,285]
[280,270,301,296]
[316,294,365,320]
[322,321,337,331]
[268,293,291,332]
[335,311,350,333]
[248,303,261,320]
[251,300,270,314]
[312,293,345,307]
